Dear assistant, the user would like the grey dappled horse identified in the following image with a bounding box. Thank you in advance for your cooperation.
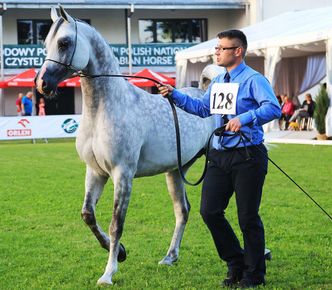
[36,6,220,285]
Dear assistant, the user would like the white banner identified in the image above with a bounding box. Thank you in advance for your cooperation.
[0,115,81,140]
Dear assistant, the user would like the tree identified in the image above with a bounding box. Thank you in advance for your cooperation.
[314,85,330,134]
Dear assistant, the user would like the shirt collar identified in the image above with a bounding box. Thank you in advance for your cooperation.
[227,61,246,80]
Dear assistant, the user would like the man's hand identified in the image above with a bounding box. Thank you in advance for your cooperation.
[225,117,242,132]
[156,84,174,97]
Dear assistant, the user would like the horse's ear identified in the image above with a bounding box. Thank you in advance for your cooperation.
[59,4,74,23]
[51,6,59,22]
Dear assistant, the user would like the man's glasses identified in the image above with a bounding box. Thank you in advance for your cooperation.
[215,46,239,52]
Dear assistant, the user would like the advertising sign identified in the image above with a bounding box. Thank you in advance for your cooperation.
[0,115,81,140]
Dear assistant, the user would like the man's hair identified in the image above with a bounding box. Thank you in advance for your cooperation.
[217,29,248,57]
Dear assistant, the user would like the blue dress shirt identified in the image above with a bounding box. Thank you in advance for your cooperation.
[171,61,281,150]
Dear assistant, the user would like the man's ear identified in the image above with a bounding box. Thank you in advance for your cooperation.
[236,47,244,58]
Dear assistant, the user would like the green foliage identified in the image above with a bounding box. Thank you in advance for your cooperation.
[0,141,331,289]
[314,85,330,134]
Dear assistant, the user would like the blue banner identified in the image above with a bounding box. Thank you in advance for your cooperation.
[3,43,194,69]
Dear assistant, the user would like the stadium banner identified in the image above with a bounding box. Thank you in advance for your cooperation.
[0,115,81,140]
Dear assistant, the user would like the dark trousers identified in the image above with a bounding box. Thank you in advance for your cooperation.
[200,144,268,280]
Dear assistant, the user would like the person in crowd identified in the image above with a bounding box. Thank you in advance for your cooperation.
[279,95,295,129]
[21,91,33,116]
[276,95,282,106]
[38,97,46,116]
[280,94,286,109]
[289,93,315,123]
[15,93,23,116]
[158,29,281,288]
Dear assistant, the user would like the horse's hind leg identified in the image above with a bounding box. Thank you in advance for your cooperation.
[81,166,110,250]
[159,169,190,265]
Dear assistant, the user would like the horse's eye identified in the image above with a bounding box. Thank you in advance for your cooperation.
[58,39,70,50]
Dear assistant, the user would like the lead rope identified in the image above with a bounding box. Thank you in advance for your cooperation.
[40,16,332,218]
[78,72,213,186]
[45,69,332,220]
[238,131,332,222]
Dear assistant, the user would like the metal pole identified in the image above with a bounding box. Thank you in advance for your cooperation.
[0,3,6,116]
[127,4,134,75]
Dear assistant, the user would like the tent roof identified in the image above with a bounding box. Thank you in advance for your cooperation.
[0,68,174,88]
[0,69,41,87]
[176,6,332,62]
[0,68,80,88]
[128,68,175,87]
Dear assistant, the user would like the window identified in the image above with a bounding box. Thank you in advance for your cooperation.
[18,20,52,44]
[139,19,207,43]
[17,19,90,44]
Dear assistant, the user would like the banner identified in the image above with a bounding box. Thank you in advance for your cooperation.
[111,43,193,67]
[0,115,81,140]
[3,43,194,69]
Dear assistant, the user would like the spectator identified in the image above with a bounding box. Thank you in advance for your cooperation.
[15,93,23,116]
[38,97,46,116]
[276,95,282,106]
[280,93,287,109]
[280,95,295,129]
[21,91,33,116]
[289,93,316,123]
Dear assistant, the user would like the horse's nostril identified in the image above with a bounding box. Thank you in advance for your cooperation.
[41,80,52,95]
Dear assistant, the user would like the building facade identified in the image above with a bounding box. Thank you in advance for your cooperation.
[0,0,253,116]
[0,0,329,116]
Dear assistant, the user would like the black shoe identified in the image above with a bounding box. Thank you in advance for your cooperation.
[222,271,243,288]
[238,278,265,288]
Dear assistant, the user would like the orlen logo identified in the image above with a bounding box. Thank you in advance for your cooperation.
[7,118,32,137]
[18,118,30,128]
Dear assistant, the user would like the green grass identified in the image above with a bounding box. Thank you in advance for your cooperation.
[0,141,331,289]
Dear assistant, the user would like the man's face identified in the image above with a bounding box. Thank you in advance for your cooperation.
[215,37,242,68]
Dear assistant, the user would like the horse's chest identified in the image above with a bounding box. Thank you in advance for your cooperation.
[76,134,110,175]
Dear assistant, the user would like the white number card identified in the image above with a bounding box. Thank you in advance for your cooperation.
[210,83,239,115]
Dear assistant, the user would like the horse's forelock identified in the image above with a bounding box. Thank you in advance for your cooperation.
[45,18,65,47]
[52,18,65,38]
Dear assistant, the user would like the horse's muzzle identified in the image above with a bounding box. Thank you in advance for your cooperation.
[35,67,60,96]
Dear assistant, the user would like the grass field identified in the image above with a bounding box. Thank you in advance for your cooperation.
[0,140,331,290]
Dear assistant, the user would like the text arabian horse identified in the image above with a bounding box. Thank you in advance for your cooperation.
[36,6,217,285]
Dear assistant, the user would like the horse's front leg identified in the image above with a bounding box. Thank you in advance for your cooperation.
[81,166,110,249]
[97,169,133,285]
[159,169,190,265]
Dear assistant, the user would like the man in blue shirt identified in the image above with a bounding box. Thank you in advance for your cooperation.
[21,91,33,116]
[158,30,281,288]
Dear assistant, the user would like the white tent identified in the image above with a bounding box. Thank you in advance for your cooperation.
[175,6,332,135]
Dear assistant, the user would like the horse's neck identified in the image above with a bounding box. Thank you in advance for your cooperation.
[80,26,127,117]
[84,27,120,76]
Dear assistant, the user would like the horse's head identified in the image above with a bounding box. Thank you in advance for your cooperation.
[36,5,90,96]
[199,64,225,91]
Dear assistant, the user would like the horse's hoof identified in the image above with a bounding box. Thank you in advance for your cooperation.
[265,248,272,261]
[118,243,126,262]
[97,273,113,285]
[158,256,177,266]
